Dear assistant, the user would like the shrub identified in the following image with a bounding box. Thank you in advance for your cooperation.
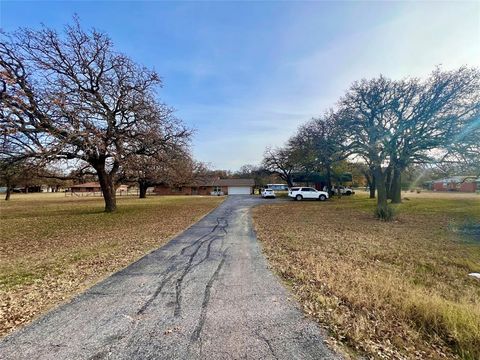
[374,205,395,221]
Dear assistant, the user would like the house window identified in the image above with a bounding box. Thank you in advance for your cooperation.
[213,186,221,193]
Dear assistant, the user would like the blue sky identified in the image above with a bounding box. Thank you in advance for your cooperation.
[1,1,479,170]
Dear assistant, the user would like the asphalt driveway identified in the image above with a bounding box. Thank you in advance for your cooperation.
[0,196,339,360]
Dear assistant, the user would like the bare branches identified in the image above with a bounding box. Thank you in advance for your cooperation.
[0,18,191,211]
[262,147,297,187]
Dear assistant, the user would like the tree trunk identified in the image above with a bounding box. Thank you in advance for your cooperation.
[390,166,402,204]
[139,182,148,199]
[385,166,393,200]
[374,167,388,213]
[325,166,332,191]
[364,169,376,199]
[286,175,294,187]
[95,164,117,212]
[5,183,11,201]
[369,174,376,199]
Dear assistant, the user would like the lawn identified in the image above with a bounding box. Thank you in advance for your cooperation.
[253,191,480,360]
[0,193,223,337]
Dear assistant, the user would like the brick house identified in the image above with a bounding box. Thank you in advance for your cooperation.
[69,182,129,194]
[432,176,479,192]
[154,178,255,196]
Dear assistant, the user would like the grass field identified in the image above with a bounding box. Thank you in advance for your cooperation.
[0,193,223,337]
[253,191,480,360]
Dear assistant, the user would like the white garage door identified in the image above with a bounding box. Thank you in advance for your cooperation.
[228,186,251,195]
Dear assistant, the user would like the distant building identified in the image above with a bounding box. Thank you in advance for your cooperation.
[154,178,255,196]
[432,176,479,192]
[69,182,128,194]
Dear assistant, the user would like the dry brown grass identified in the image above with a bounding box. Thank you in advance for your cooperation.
[0,193,223,337]
[253,192,480,360]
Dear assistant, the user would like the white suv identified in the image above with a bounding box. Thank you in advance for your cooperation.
[288,187,329,201]
[261,188,276,198]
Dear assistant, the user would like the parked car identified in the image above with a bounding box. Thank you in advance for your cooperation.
[323,185,355,196]
[261,188,276,198]
[288,187,329,201]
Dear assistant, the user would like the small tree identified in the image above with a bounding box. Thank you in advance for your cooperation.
[121,149,195,199]
[117,107,191,198]
[262,147,297,187]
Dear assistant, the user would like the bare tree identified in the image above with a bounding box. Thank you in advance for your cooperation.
[339,68,480,217]
[117,107,192,198]
[442,110,480,176]
[262,147,297,187]
[338,76,396,215]
[120,148,195,199]
[0,19,185,212]
[350,162,376,198]
[288,112,349,191]
[234,164,271,188]
[385,67,480,203]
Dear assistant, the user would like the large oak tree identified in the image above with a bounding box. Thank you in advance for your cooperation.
[339,67,480,215]
[0,19,186,212]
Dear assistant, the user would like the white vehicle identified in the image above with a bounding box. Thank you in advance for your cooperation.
[325,185,355,196]
[288,187,329,201]
[261,188,276,198]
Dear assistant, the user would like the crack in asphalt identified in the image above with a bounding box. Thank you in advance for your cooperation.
[136,215,229,317]
[180,215,229,255]
[254,330,278,360]
[190,248,228,342]
[88,332,128,360]
[86,213,234,360]
[189,235,221,271]
[136,270,176,316]
[174,216,229,317]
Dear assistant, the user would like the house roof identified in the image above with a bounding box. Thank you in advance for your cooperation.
[215,178,255,187]
[433,176,477,184]
[192,178,255,187]
[70,182,101,188]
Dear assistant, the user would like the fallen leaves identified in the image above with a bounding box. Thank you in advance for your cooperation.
[0,194,223,337]
[253,194,480,360]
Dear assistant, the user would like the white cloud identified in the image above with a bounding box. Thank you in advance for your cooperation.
[172,2,480,170]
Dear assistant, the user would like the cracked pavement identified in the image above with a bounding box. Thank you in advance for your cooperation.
[0,196,340,360]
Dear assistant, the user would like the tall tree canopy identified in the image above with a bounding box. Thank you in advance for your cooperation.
[262,66,479,219]
[339,67,480,214]
[288,112,348,190]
